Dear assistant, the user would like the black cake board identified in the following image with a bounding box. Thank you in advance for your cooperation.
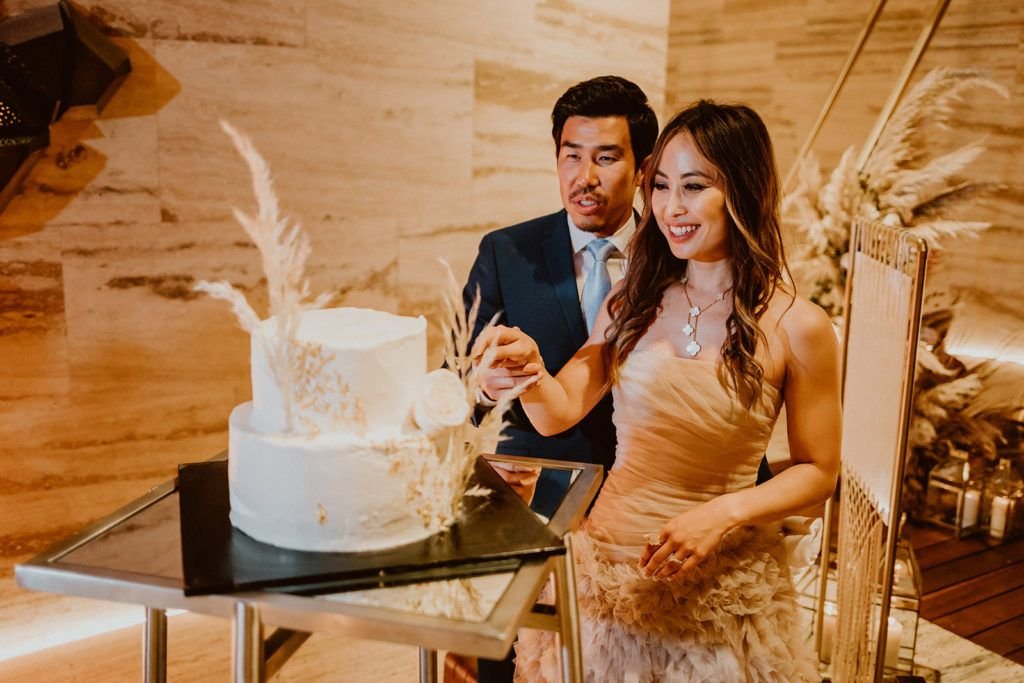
[178,456,564,597]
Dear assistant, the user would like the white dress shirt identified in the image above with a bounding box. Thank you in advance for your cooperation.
[567,213,635,315]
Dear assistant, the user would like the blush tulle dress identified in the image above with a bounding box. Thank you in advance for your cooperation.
[514,350,817,682]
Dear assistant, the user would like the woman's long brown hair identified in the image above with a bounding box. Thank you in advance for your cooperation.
[604,100,789,407]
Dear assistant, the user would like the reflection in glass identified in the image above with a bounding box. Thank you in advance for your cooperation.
[60,494,183,580]
[319,572,516,622]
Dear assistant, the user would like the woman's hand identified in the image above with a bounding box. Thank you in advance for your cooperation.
[471,325,545,402]
[639,497,737,580]
[472,324,545,371]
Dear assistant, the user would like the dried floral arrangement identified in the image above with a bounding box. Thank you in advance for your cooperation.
[399,262,516,529]
[194,121,343,436]
[195,121,513,532]
[784,67,1021,514]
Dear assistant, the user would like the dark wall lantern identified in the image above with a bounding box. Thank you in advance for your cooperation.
[0,1,131,214]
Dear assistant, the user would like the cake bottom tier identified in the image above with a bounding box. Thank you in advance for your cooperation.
[228,402,436,552]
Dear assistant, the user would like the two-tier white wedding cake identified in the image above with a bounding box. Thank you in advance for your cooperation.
[199,122,502,555]
[228,307,449,552]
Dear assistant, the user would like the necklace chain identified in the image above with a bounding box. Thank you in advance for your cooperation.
[681,276,731,357]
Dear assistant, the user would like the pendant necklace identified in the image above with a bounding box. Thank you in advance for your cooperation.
[681,276,731,357]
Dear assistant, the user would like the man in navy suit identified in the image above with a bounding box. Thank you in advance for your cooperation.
[464,76,658,518]
[463,73,657,683]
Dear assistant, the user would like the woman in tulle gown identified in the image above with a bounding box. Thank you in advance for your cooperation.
[476,101,841,682]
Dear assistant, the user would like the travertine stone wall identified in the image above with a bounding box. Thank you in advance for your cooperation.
[1,0,1020,664]
[0,0,668,657]
[665,0,1024,327]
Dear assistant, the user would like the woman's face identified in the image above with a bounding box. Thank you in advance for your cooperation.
[650,132,730,263]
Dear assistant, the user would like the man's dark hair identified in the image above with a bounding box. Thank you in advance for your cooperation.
[551,75,658,171]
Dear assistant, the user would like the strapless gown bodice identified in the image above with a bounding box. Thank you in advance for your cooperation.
[587,350,782,560]
[514,349,817,682]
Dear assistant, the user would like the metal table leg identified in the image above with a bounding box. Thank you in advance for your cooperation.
[555,534,583,683]
[418,647,438,683]
[233,602,264,682]
[143,606,167,683]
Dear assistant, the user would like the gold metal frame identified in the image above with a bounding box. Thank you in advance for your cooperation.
[856,0,954,171]
[783,0,888,191]
[820,219,928,680]
[802,2,951,675]
[784,0,954,189]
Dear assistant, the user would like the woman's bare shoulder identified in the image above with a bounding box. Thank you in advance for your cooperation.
[771,289,838,355]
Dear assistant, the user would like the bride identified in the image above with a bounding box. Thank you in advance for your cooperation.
[475,100,841,682]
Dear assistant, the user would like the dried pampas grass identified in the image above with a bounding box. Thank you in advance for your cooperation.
[193,123,519,533]
[195,122,346,434]
[784,67,1019,516]
[786,68,1007,317]
[407,260,516,530]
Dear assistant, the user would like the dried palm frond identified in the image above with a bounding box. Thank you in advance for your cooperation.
[915,181,1005,218]
[916,343,958,378]
[879,143,986,222]
[918,374,984,414]
[904,219,991,249]
[962,361,1024,419]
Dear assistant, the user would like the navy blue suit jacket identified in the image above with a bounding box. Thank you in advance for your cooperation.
[464,210,617,513]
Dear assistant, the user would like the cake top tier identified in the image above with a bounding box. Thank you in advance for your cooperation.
[271,307,427,350]
[250,307,428,437]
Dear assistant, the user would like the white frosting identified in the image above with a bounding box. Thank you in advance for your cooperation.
[250,308,426,435]
[229,306,442,553]
[229,403,437,552]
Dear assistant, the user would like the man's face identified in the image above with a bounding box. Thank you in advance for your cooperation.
[556,116,638,237]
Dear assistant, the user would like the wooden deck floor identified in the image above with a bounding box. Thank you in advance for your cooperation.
[911,523,1024,666]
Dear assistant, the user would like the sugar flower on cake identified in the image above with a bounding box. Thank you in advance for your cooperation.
[413,369,472,434]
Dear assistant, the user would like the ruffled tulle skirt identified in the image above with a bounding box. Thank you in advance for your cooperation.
[513,525,817,683]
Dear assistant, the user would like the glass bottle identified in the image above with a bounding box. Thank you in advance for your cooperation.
[922,447,982,537]
[982,457,1024,541]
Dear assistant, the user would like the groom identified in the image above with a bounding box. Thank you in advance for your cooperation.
[464,75,658,519]
[462,73,657,683]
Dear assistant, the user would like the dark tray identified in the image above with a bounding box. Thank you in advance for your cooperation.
[178,457,563,596]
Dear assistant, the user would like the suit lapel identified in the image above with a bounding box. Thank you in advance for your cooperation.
[542,214,588,348]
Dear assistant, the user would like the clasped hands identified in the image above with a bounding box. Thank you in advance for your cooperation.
[471,325,546,401]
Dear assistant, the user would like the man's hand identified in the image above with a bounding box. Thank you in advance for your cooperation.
[472,325,545,371]
[489,461,542,504]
